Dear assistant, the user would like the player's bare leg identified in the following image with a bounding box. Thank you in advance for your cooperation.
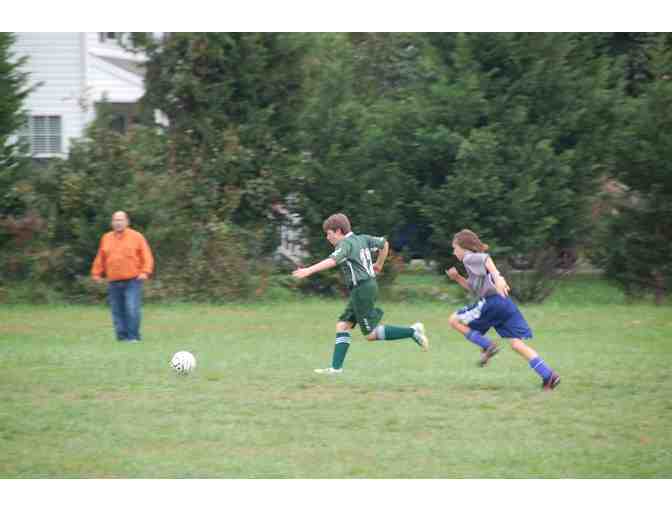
[510,339,537,361]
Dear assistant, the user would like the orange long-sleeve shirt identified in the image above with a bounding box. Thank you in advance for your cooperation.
[91,228,154,281]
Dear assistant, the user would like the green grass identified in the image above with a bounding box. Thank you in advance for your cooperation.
[1,276,671,478]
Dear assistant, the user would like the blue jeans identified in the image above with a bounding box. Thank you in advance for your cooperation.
[108,278,143,341]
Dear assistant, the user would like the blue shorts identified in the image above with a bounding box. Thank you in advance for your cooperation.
[455,294,533,340]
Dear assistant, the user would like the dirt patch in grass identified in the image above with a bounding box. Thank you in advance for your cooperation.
[275,385,435,402]
[0,324,35,334]
[28,388,174,404]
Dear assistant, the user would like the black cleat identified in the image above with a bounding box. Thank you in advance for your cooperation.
[542,372,561,391]
[478,343,500,367]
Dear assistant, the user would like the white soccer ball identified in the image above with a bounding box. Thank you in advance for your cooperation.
[171,351,196,375]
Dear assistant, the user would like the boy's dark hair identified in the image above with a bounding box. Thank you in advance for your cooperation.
[454,229,489,252]
[323,213,352,235]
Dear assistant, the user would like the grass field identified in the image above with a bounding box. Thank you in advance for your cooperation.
[1,276,671,478]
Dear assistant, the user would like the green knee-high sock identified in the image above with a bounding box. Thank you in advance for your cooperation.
[382,325,415,340]
[332,332,351,369]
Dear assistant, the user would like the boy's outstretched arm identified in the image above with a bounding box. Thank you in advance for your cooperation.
[485,256,510,297]
[292,258,337,279]
[446,267,472,293]
[373,240,389,273]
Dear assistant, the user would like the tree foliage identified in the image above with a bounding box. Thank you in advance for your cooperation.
[590,36,672,303]
[0,32,32,218]
[3,32,672,303]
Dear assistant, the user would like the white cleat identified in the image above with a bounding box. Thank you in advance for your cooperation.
[314,367,343,375]
[411,322,429,352]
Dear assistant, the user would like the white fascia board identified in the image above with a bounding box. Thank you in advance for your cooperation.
[88,54,144,87]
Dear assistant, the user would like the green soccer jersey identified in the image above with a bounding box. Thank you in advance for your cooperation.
[328,232,386,288]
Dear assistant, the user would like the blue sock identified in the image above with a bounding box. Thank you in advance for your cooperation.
[529,357,553,381]
[465,330,492,350]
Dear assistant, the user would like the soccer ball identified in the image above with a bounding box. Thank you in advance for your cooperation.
[171,351,196,375]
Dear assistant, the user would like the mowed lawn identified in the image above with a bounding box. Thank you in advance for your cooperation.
[1,277,671,478]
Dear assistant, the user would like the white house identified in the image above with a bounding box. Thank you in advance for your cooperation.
[11,32,147,158]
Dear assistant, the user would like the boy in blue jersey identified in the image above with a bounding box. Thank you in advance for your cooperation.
[446,229,561,390]
[292,213,429,374]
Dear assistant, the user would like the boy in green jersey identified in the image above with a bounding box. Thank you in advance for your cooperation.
[292,213,429,374]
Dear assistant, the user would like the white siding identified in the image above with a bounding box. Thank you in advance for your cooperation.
[12,32,86,156]
[87,56,144,104]
[11,32,148,156]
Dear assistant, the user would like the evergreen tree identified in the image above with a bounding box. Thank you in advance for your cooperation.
[132,32,309,228]
[419,33,622,300]
[0,32,32,217]
[592,36,672,304]
[294,33,430,288]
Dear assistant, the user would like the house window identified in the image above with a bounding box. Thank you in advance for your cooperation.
[21,116,63,156]
[99,32,118,43]
[109,113,128,134]
[95,102,139,135]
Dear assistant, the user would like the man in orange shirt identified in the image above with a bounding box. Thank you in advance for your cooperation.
[91,211,154,343]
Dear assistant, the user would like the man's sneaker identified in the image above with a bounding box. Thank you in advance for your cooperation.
[314,367,343,375]
[478,343,500,367]
[542,372,561,391]
[411,323,429,351]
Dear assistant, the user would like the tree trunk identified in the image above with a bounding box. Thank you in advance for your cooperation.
[653,271,665,306]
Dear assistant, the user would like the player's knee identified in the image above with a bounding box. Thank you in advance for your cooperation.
[336,322,351,332]
[448,314,460,329]
[366,332,377,341]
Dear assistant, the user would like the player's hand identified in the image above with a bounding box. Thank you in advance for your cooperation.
[495,276,510,297]
[373,263,383,274]
[137,273,148,281]
[92,276,105,284]
[292,267,311,279]
[446,267,459,280]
